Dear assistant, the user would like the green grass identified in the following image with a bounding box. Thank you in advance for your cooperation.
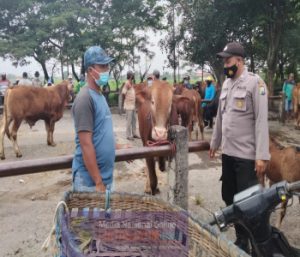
[109,80,125,91]
[108,92,119,106]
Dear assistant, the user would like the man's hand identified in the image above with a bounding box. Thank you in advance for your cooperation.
[209,149,217,158]
[96,181,106,192]
[255,160,268,175]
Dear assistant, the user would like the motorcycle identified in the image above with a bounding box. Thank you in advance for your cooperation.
[208,180,300,257]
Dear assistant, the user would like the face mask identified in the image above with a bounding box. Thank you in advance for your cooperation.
[147,80,153,86]
[93,70,110,87]
[224,64,238,78]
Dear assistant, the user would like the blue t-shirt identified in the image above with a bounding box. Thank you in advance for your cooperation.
[202,84,216,107]
[72,86,115,185]
[282,81,295,101]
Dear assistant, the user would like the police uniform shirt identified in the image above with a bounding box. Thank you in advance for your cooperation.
[210,68,270,161]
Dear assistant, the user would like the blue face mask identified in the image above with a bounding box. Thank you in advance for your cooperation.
[93,69,110,87]
[96,72,109,87]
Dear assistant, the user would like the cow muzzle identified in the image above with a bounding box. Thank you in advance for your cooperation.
[152,126,168,141]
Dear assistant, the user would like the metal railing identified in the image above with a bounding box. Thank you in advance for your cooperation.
[0,141,210,178]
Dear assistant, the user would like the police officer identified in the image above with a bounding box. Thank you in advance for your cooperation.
[209,42,270,252]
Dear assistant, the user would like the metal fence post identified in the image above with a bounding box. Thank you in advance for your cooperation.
[167,125,189,210]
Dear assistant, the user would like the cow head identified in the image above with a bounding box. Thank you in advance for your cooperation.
[135,81,175,141]
[55,80,71,105]
[173,83,184,95]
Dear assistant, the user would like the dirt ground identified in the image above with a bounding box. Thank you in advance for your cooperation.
[0,109,299,257]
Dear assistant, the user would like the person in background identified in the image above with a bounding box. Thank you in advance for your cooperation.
[32,71,43,87]
[68,74,74,87]
[68,74,75,102]
[282,73,295,119]
[74,74,86,94]
[195,81,205,99]
[153,69,160,80]
[204,81,221,129]
[146,75,153,87]
[72,45,129,193]
[102,81,110,105]
[183,75,193,89]
[46,78,53,87]
[210,42,270,253]
[202,76,216,129]
[18,72,33,86]
[13,77,21,86]
[0,73,11,105]
[122,71,139,141]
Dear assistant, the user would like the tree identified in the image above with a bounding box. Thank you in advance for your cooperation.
[174,0,299,92]
[0,0,165,83]
[259,0,299,94]
[0,0,60,81]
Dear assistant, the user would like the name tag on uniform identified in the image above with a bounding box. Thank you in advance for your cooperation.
[236,99,245,108]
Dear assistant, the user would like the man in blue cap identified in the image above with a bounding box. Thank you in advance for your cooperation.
[71,46,120,192]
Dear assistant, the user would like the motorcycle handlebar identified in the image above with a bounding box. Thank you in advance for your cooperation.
[207,180,300,229]
[287,181,300,193]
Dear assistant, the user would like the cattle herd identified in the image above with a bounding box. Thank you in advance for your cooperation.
[0,80,299,219]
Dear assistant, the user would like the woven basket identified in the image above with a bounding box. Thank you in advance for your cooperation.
[56,191,250,257]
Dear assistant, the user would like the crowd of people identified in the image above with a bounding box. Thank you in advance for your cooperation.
[2,43,297,255]
[0,71,88,104]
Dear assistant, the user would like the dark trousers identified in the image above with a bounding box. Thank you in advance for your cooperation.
[0,95,4,106]
[221,154,258,241]
[203,106,213,128]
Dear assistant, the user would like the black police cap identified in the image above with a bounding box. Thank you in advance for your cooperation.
[217,42,245,58]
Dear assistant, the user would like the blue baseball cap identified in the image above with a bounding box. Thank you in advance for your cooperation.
[84,46,114,70]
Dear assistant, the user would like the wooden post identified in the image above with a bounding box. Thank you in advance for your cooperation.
[167,125,189,210]
[279,92,286,124]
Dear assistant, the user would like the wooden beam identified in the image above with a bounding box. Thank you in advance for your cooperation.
[0,141,210,178]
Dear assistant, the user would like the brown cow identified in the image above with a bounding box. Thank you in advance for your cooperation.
[135,81,177,195]
[292,83,300,128]
[0,81,70,159]
[258,137,300,228]
[173,83,204,140]
[172,95,194,128]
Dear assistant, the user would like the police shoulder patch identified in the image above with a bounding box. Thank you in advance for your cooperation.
[258,79,266,95]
